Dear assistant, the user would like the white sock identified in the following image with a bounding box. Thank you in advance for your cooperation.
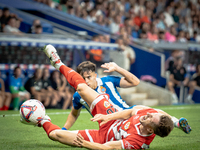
[172,93,178,100]
[53,61,64,71]
[40,120,50,126]
[187,94,192,100]
[171,116,179,128]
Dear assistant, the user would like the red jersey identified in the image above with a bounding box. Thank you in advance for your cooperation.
[106,109,157,149]
[78,95,157,149]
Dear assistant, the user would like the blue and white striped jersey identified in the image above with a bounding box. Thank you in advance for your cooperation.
[73,76,134,114]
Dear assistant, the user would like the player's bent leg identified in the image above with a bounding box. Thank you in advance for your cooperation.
[77,83,99,107]
[43,44,99,106]
[49,130,79,146]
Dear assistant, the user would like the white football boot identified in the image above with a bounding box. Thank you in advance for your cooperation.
[42,44,62,70]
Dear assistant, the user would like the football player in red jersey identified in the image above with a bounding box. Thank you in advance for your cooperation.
[21,45,191,149]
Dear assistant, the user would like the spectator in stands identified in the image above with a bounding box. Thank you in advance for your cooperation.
[158,31,166,41]
[86,35,104,68]
[122,35,136,71]
[15,18,22,30]
[115,36,135,71]
[186,63,200,104]
[34,24,43,34]
[147,24,158,41]
[165,50,180,71]
[95,15,106,27]
[165,25,177,42]
[67,5,75,15]
[28,19,41,33]
[3,17,23,35]
[50,70,72,109]
[134,7,151,27]
[9,66,30,110]
[155,12,167,31]
[86,9,96,23]
[24,68,51,107]
[167,57,189,104]
[0,71,12,111]
[190,31,197,42]
[42,68,59,108]
[177,30,187,42]
[0,7,10,32]
[109,15,121,34]
[46,0,57,9]
[81,0,94,12]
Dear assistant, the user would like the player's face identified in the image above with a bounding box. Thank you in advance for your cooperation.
[82,70,97,89]
[139,113,162,127]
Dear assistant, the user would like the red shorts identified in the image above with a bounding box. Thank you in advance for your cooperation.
[78,94,117,144]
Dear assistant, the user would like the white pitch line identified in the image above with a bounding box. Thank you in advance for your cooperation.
[0,106,200,117]
[0,110,88,117]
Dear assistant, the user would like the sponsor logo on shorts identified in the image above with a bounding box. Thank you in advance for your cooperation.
[104,101,110,108]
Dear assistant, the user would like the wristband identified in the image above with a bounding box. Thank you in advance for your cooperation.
[62,127,67,130]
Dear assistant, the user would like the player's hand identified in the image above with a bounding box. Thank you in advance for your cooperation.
[91,114,109,126]
[73,133,85,147]
[101,62,119,73]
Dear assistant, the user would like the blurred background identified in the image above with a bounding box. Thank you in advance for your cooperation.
[0,0,200,111]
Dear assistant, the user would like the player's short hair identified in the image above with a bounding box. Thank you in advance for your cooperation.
[76,61,96,76]
[152,115,174,137]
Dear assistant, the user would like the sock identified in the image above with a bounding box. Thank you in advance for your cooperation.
[0,107,3,110]
[3,105,9,110]
[13,97,20,110]
[59,65,86,90]
[187,94,192,100]
[43,122,61,137]
[171,116,179,128]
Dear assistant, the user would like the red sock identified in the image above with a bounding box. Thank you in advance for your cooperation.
[3,105,9,110]
[0,107,3,110]
[43,122,61,137]
[59,65,86,90]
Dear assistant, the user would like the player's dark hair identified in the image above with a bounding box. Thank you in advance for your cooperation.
[152,115,174,137]
[76,61,96,76]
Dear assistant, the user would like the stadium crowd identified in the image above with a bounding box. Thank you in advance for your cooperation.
[0,66,74,111]
[33,0,200,42]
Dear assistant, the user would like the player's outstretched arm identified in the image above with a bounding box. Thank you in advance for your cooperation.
[101,62,140,87]
[63,106,81,130]
[73,133,122,149]
[91,108,138,126]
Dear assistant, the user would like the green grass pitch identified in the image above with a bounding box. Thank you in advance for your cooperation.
[0,104,200,150]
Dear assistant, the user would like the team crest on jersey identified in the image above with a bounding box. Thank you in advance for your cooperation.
[104,101,110,108]
[124,122,130,130]
[100,86,106,93]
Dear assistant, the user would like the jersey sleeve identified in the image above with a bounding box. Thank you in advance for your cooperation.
[136,108,158,115]
[105,76,121,87]
[72,92,83,110]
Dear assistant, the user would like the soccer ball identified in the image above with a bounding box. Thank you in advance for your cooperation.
[20,99,45,125]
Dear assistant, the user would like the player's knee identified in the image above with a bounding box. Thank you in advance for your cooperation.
[76,83,87,94]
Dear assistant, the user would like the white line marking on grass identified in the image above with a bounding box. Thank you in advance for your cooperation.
[1,106,200,117]
[159,106,200,110]
[0,110,89,117]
